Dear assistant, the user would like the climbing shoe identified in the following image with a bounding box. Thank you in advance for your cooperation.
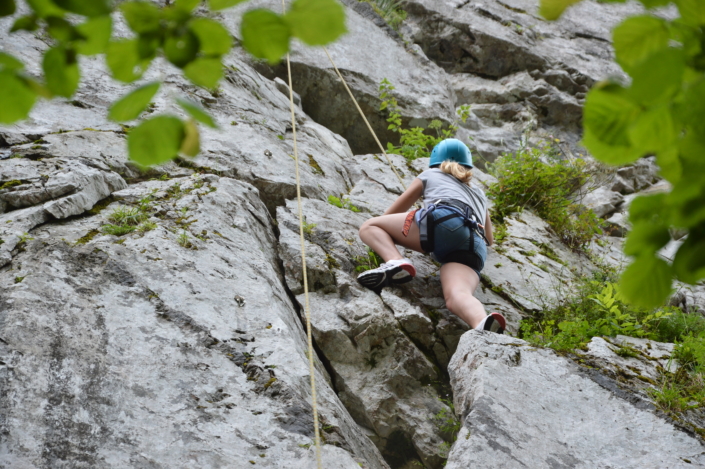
[476,312,506,335]
[356,258,416,291]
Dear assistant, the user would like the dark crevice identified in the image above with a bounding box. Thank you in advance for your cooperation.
[573,32,610,43]
[496,0,529,14]
[270,213,341,395]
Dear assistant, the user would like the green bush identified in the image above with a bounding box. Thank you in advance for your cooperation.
[654,310,705,343]
[488,147,602,250]
[520,276,678,351]
[649,335,705,416]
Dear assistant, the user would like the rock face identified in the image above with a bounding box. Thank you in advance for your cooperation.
[1,1,703,469]
[447,332,705,468]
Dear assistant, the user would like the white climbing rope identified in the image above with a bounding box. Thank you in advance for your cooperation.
[322,46,408,191]
[281,2,323,468]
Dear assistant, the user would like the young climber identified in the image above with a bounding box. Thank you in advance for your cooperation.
[357,138,506,334]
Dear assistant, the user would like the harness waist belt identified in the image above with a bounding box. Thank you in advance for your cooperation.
[415,198,489,253]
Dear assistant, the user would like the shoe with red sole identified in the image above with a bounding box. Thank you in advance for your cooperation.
[476,312,506,334]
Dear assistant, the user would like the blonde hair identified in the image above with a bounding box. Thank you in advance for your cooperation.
[440,161,473,184]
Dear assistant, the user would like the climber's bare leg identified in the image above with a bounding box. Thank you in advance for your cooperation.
[359,213,424,262]
[440,262,486,328]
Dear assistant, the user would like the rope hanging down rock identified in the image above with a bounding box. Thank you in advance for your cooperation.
[281,2,323,468]
[322,46,407,191]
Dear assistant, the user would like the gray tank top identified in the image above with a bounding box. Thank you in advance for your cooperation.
[417,168,488,220]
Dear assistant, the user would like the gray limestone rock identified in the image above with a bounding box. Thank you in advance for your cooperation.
[225,0,456,156]
[0,176,388,469]
[581,185,624,219]
[446,332,705,468]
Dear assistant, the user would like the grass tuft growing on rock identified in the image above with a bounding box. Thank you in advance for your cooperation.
[363,0,407,30]
[101,195,154,237]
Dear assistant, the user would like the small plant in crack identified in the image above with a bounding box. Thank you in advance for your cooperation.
[353,247,383,272]
[433,398,461,441]
[302,217,317,235]
[16,232,34,251]
[177,230,193,248]
[328,195,360,212]
[102,195,154,237]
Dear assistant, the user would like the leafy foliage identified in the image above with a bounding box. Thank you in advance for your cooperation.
[353,247,383,272]
[540,0,705,307]
[379,78,460,161]
[363,0,407,30]
[327,195,361,212]
[520,275,680,351]
[487,146,601,250]
[433,398,461,441]
[0,0,346,166]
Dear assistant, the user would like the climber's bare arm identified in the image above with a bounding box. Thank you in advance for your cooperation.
[383,179,424,215]
[484,210,494,246]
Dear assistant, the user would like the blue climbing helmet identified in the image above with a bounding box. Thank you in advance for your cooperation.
[429,138,473,168]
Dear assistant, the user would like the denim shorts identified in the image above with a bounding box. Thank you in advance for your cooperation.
[428,207,487,278]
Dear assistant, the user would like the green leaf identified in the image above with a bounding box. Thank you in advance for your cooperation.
[26,0,64,18]
[164,30,199,68]
[241,9,290,64]
[189,18,232,56]
[180,119,200,157]
[175,0,201,12]
[675,0,705,26]
[0,0,15,17]
[51,0,111,17]
[619,254,673,308]
[0,71,37,123]
[11,15,39,32]
[673,234,705,283]
[183,57,223,88]
[627,48,685,106]
[128,116,185,167]
[177,98,217,128]
[583,127,643,166]
[676,78,705,138]
[582,85,644,164]
[627,106,677,154]
[75,16,112,55]
[613,16,669,72]
[43,46,79,98]
[629,193,667,222]
[624,222,671,256]
[121,1,162,34]
[208,0,249,10]
[584,86,641,147]
[655,148,682,184]
[46,16,82,43]
[0,52,24,71]
[106,39,151,82]
[538,0,583,20]
[109,82,161,122]
[638,0,671,6]
[286,0,347,46]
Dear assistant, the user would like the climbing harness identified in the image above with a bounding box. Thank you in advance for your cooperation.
[411,199,489,252]
[322,47,407,191]
[282,2,323,468]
